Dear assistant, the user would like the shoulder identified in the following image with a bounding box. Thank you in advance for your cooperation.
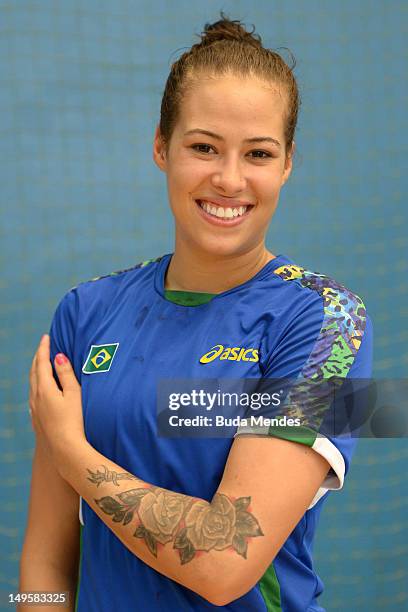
[49,255,166,372]
[50,254,165,332]
[260,257,372,379]
[68,255,164,295]
[55,255,164,310]
[271,259,369,340]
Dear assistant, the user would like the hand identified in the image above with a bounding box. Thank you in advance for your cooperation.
[29,334,86,465]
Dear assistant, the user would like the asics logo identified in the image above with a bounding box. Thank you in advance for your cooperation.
[199,344,259,364]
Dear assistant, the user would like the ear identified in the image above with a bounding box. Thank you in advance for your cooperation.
[281,140,295,187]
[153,124,167,172]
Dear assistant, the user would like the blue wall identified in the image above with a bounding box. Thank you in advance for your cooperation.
[0,1,406,609]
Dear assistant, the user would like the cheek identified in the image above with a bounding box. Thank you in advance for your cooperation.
[254,176,282,208]
[168,165,202,200]
[171,156,205,185]
[166,173,195,219]
[167,164,208,211]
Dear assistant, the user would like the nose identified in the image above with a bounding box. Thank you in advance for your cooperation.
[210,154,247,194]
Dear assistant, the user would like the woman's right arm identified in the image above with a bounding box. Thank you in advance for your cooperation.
[18,436,81,611]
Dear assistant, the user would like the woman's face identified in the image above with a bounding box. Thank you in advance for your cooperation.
[153,74,294,258]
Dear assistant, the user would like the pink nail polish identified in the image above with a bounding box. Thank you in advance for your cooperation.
[56,353,68,365]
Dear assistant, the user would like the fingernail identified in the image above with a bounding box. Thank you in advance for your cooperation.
[56,353,68,365]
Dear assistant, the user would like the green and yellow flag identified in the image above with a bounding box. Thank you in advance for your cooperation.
[82,343,119,374]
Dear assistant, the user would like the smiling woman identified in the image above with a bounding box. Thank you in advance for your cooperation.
[19,10,373,612]
[153,61,294,282]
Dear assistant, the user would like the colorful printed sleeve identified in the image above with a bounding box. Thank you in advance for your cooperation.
[235,263,374,509]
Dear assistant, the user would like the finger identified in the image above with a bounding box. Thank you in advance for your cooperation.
[54,352,81,396]
[36,334,55,393]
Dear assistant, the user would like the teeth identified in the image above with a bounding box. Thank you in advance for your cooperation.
[199,200,248,219]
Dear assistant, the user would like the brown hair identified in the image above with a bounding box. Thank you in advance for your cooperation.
[159,11,300,160]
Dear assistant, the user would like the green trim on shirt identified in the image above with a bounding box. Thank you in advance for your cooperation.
[164,289,215,306]
[267,425,317,447]
[259,562,283,611]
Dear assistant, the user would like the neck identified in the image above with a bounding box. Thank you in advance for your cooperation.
[164,239,276,294]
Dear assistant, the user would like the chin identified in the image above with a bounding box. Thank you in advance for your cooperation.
[194,235,251,259]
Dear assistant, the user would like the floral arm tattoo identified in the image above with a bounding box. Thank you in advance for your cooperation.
[89,465,264,565]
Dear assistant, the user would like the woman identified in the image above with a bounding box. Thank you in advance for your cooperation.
[20,12,373,612]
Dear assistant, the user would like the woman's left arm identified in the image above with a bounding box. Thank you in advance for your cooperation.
[30,335,330,607]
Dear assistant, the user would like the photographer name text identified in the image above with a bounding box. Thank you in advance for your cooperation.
[168,415,301,427]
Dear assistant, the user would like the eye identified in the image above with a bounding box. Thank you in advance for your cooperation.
[191,143,215,154]
[249,150,273,159]
[191,143,273,159]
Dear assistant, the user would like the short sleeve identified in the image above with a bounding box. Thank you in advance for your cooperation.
[48,289,78,390]
[235,287,373,509]
[307,314,373,507]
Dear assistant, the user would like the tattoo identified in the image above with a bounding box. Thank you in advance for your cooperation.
[87,465,138,487]
[90,465,264,564]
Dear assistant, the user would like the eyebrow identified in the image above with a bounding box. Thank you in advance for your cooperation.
[184,128,281,148]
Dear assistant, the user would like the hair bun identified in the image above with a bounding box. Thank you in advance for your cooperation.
[197,11,263,49]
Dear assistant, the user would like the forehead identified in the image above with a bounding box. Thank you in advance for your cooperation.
[178,74,286,135]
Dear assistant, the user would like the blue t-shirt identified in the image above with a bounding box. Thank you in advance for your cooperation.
[49,253,373,612]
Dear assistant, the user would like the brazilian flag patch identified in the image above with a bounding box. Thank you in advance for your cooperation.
[82,343,119,374]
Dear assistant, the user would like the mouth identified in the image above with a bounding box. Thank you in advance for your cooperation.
[195,199,255,226]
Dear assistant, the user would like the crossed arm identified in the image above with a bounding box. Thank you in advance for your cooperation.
[57,434,330,605]
[26,335,331,606]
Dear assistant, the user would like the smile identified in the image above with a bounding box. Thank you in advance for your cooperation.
[195,199,254,225]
